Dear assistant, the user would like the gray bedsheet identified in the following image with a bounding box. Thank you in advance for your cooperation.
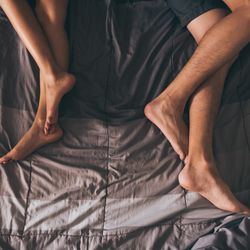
[0,0,250,249]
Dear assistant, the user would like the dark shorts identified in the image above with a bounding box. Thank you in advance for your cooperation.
[28,0,36,8]
[168,0,228,27]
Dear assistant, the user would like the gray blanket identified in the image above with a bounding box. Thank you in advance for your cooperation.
[0,0,250,249]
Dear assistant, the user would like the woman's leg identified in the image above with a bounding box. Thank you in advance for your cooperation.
[0,75,63,164]
[0,0,70,163]
[0,0,75,133]
[35,0,70,132]
[35,0,69,71]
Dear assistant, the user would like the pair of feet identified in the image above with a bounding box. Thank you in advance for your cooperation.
[144,94,250,216]
[0,74,249,216]
[0,71,75,164]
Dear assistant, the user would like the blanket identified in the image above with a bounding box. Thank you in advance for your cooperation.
[0,0,250,249]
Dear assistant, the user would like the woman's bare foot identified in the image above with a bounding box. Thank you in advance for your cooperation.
[0,119,63,164]
[178,159,250,216]
[144,94,188,160]
[45,72,75,134]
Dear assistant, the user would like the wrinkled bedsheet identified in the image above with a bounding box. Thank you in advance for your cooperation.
[0,0,250,249]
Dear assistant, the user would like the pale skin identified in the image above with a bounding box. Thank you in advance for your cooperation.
[0,0,73,163]
[145,1,250,215]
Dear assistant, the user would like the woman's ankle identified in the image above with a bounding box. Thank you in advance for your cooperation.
[186,151,214,166]
[42,64,63,82]
[34,117,46,127]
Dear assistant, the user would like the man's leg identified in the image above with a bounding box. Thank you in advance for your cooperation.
[181,12,250,213]
[145,8,250,214]
[179,64,250,215]
[0,0,70,163]
[156,0,250,102]
[145,0,250,160]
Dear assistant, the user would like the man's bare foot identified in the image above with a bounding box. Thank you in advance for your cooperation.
[144,95,188,160]
[0,120,63,164]
[45,72,75,134]
[178,159,250,216]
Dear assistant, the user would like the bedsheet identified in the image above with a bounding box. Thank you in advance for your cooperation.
[0,0,250,249]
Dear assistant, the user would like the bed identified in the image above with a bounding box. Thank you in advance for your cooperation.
[0,0,250,249]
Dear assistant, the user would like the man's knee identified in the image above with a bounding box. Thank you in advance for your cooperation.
[35,3,64,29]
[187,9,228,43]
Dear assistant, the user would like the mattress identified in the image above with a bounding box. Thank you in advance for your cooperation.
[0,0,250,249]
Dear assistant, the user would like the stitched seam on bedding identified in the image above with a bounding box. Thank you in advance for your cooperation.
[21,160,33,239]
[0,220,219,238]
[0,222,179,238]
[101,6,113,238]
[194,246,223,250]
[86,229,89,250]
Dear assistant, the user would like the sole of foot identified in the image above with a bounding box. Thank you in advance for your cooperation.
[178,160,250,216]
[0,122,63,165]
[45,72,76,134]
[144,97,188,161]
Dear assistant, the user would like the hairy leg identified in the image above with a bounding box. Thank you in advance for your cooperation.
[145,1,250,159]
[157,1,250,106]
[180,10,250,214]
[144,92,188,160]
[145,6,250,214]
[0,0,75,133]
[144,9,227,160]
[179,63,250,215]
[179,52,250,215]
